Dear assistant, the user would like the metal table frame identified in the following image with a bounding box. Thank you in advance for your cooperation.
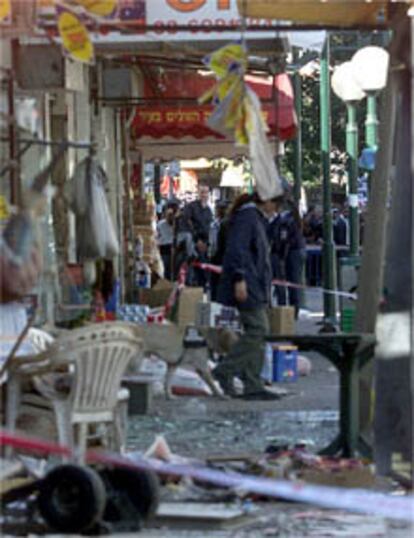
[266,333,376,457]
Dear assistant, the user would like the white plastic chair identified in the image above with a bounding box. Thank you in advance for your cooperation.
[6,324,143,461]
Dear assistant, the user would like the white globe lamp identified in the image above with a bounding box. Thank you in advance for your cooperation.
[350,46,389,93]
[351,46,389,150]
[331,62,366,103]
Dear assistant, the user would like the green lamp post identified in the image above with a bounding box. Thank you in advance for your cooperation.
[331,61,366,257]
[350,46,389,199]
[351,46,390,149]
[320,37,337,325]
[292,53,303,208]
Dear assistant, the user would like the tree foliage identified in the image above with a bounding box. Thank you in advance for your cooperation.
[281,31,389,186]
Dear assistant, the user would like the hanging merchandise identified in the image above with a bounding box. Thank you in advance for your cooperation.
[69,156,119,261]
[56,5,94,63]
[71,0,117,17]
[0,195,9,222]
[0,0,11,23]
[245,87,283,200]
[200,43,283,200]
[200,43,248,145]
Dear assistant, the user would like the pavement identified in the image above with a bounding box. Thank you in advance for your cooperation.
[127,290,337,457]
[123,291,413,537]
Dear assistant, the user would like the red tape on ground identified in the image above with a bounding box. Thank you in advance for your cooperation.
[1,429,413,522]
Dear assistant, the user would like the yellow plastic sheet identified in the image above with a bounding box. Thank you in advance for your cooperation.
[72,0,116,17]
[57,8,94,63]
[0,0,11,23]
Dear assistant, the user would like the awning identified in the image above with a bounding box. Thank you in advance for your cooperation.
[131,69,297,148]
[237,0,413,28]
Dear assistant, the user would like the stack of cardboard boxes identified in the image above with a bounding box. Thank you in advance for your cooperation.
[134,197,157,265]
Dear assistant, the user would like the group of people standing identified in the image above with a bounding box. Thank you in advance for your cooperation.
[156,185,213,284]
[157,185,305,401]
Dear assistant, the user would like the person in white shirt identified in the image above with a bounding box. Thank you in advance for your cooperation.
[157,208,175,280]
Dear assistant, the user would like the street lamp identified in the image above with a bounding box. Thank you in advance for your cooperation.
[331,61,365,256]
[350,46,390,149]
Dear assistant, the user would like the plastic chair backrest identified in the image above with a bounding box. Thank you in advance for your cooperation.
[51,324,143,423]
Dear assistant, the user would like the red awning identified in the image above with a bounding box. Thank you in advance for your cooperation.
[131,70,297,142]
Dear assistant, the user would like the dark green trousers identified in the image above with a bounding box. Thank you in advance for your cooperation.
[215,307,269,395]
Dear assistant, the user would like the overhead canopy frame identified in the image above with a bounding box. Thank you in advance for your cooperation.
[237,0,413,28]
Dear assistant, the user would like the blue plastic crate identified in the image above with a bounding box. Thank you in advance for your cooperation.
[262,344,298,383]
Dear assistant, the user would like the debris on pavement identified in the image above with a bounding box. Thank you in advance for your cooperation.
[150,501,259,531]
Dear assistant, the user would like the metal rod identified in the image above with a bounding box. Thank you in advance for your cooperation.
[7,69,20,205]
[98,97,293,105]
[0,137,92,148]
[0,141,32,179]
[293,52,302,208]
[37,23,389,33]
[346,102,360,256]
[365,93,378,148]
[319,35,337,324]
[120,109,136,299]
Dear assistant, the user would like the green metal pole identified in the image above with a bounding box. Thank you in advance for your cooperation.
[293,61,302,206]
[365,93,378,148]
[346,103,360,256]
[293,66,304,309]
[320,37,337,323]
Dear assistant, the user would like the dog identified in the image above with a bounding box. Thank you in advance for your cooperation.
[125,322,238,399]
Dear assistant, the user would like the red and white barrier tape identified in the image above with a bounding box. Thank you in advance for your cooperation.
[1,430,413,522]
[192,261,357,300]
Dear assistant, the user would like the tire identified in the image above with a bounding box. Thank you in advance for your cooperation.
[38,464,107,533]
[101,467,160,522]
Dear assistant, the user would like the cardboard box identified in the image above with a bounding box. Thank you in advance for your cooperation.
[268,307,295,335]
[178,288,204,327]
[262,344,298,383]
[139,281,174,308]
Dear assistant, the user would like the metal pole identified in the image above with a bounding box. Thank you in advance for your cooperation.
[153,161,161,207]
[346,102,360,256]
[320,36,337,324]
[293,69,303,207]
[365,93,378,148]
[7,70,20,205]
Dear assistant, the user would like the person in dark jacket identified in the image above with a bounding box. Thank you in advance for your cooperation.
[281,202,306,318]
[210,200,230,301]
[186,232,210,290]
[182,185,213,240]
[213,192,282,400]
[332,207,348,246]
[266,204,286,306]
